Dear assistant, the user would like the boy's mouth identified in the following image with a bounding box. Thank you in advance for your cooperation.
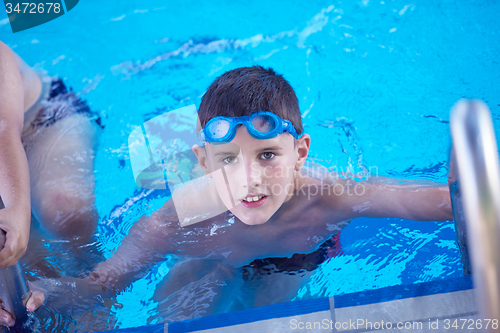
[241,194,268,208]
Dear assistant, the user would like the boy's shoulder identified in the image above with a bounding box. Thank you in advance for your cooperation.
[293,170,366,218]
[295,169,348,198]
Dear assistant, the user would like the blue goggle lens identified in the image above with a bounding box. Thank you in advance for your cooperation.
[251,114,277,133]
[207,119,231,139]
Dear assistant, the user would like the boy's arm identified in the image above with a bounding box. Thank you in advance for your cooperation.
[328,178,453,221]
[0,41,32,267]
[89,172,225,293]
[88,199,181,293]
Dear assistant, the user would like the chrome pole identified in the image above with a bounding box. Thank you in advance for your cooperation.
[0,230,31,332]
[448,149,471,275]
[450,99,500,331]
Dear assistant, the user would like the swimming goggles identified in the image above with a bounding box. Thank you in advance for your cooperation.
[198,111,303,144]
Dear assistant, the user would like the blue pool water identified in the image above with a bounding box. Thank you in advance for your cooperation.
[1,0,500,331]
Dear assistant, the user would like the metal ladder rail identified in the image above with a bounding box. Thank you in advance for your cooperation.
[450,99,500,331]
[448,148,471,276]
[0,198,31,332]
[0,231,31,333]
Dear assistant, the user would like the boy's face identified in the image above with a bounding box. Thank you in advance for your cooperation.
[193,126,310,225]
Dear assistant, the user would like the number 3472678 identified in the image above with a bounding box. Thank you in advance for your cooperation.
[5,2,62,14]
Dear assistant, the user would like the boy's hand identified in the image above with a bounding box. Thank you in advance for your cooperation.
[0,207,31,267]
[0,281,45,327]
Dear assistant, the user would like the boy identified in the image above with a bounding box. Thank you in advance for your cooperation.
[0,42,99,266]
[0,66,453,326]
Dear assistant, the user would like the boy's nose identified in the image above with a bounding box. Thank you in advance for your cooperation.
[243,161,263,189]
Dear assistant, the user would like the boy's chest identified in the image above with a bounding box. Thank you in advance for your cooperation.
[176,196,352,266]
[215,202,352,266]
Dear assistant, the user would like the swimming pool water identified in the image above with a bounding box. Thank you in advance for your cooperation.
[1,0,500,331]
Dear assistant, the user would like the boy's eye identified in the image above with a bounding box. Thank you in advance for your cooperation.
[261,152,275,160]
[222,156,238,164]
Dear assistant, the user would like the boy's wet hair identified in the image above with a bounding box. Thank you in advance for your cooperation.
[198,66,303,135]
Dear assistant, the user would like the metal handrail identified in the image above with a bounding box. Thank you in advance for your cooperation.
[0,230,31,332]
[450,99,500,331]
[448,148,471,275]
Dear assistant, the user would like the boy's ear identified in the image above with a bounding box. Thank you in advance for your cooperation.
[294,134,311,171]
[192,144,212,178]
